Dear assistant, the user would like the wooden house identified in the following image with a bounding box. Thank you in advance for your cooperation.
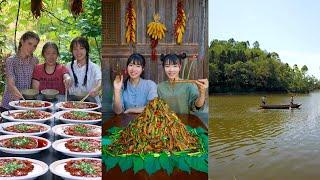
[101,0,208,112]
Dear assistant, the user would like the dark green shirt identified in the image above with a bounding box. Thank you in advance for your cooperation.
[157,81,203,114]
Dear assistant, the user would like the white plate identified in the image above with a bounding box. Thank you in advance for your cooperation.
[52,137,101,157]
[54,110,102,124]
[9,100,53,110]
[0,122,51,136]
[49,158,101,180]
[1,110,54,123]
[55,101,101,111]
[0,157,48,180]
[0,135,51,154]
[52,124,101,139]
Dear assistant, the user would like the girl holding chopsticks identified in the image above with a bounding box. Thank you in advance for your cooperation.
[66,37,102,104]
[1,31,40,111]
[157,53,208,114]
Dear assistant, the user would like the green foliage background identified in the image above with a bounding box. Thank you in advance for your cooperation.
[209,38,320,94]
[0,0,101,94]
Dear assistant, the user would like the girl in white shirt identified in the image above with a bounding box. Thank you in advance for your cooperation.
[67,37,102,104]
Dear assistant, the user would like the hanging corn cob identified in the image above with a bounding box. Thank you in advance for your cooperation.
[69,0,84,17]
[31,0,44,19]
[125,0,136,44]
[174,0,187,44]
[147,14,167,61]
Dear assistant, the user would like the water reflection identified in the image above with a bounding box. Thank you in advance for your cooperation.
[210,92,320,179]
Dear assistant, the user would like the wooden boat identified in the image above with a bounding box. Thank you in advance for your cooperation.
[260,104,301,109]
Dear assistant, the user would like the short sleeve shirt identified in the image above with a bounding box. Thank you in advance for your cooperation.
[1,55,38,109]
[119,78,158,110]
[32,63,69,94]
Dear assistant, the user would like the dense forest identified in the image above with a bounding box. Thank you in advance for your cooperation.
[0,0,101,94]
[209,39,320,94]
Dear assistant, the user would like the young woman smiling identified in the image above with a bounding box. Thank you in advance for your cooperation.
[113,53,157,114]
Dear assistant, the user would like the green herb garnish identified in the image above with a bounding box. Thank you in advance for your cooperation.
[0,161,24,174]
[74,162,96,175]
[71,111,89,118]
[74,125,89,134]
[74,141,91,151]
[11,137,30,146]
[16,124,32,131]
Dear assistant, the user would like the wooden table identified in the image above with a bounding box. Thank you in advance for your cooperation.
[102,113,208,180]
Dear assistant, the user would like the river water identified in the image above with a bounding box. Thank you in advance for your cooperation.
[210,91,320,179]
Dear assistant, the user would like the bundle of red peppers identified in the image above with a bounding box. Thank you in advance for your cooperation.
[174,0,187,44]
[125,0,136,44]
[69,0,84,17]
[31,0,44,18]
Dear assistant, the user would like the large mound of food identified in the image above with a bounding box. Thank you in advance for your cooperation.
[106,98,201,154]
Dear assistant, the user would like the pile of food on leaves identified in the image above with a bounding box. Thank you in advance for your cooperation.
[106,98,202,154]
[103,98,208,175]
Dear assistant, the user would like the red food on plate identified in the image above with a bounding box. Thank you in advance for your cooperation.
[62,111,101,120]
[16,101,50,108]
[64,159,101,177]
[64,124,100,137]
[65,139,100,153]
[62,102,98,109]
[4,124,47,133]
[0,158,34,177]
[10,110,51,119]
[0,136,38,149]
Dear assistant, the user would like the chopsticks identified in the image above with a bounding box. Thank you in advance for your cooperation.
[169,79,198,84]
[80,92,90,102]
[65,88,68,102]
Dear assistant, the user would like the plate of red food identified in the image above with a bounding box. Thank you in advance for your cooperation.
[9,100,53,111]
[49,158,101,180]
[1,110,54,123]
[0,122,51,136]
[54,110,102,124]
[0,157,48,180]
[52,124,101,139]
[0,135,51,154]
[55,101,101,111]
[52,138,101,157]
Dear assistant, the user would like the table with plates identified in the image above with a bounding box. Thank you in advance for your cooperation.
[0,95,102,180]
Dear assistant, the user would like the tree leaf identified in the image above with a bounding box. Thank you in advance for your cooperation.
[133,156,144,174]
[177,157,190,173]
[105,155,119,171]
[119,157,133,172]
[159,153,173,175]
[144,155,161,175]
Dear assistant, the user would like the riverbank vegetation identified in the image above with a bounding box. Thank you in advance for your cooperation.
[209,39,320,94]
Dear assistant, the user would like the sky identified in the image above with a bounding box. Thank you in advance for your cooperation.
[209,0,320,78]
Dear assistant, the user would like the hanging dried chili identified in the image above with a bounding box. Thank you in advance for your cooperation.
[31,0,44,19]
[174,0,187,44]
[69,0,84,17]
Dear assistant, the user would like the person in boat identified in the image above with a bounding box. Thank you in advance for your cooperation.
[66,37,102,104]
[112,53,158,114]
[32,42,72,94]
[261,96,266,105]
[290,95,294,106]
[157,53,208,114]
[1,31,40,112]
